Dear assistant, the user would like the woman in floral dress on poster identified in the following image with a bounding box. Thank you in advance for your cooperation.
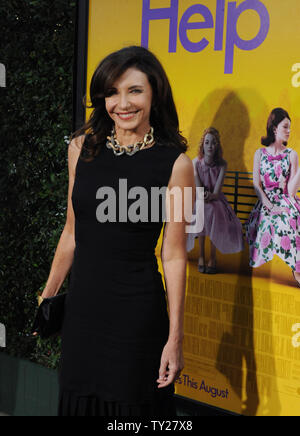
[245,108,300,286]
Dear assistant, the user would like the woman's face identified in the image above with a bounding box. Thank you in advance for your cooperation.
[275,117,291,144]
[105,67,153,133]
[203,133,217,157]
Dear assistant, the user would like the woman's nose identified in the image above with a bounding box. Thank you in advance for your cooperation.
[119,93,130,110]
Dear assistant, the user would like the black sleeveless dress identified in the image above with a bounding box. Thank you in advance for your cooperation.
[58,138,183,416]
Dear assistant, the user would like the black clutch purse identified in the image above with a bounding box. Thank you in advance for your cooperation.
[32,293,67,339]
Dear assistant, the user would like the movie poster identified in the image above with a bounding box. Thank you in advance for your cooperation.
[85,0,300,416]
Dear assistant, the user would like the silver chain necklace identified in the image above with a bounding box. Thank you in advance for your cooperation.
[106,127,155,156]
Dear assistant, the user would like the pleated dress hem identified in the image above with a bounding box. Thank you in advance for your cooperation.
[58,388,177,417]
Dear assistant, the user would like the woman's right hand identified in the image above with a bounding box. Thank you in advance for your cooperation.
[263,201,273,211]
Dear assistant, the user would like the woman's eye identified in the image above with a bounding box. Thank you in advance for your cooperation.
[130,89,142,94]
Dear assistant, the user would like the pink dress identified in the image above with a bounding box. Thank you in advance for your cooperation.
[187,158,244,254]
[245,147,300,271]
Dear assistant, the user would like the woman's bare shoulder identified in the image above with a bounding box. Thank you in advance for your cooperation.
[174,153,194,171]
[69,134,86,152]
[68,135,86,176]
[168,153,194,189]
[290,149,298,159]
[219,159,227,169]
[254,148,263,161]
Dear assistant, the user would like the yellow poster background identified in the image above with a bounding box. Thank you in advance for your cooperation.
[86,0,300,416]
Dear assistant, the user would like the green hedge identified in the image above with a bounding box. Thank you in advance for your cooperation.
[0,0,76,368]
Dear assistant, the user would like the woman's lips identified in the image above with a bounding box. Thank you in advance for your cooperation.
[115,111,139,120]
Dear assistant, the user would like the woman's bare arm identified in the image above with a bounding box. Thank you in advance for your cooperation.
[252,149,273,209]
[41,136,84,299]
[206,161,227,201]
[157,153,196,388]
[192,157,202,188]
[288,150,300,197]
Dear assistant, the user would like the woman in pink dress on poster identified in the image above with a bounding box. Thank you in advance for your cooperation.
[245,108,300,287]
[187,127,244,274]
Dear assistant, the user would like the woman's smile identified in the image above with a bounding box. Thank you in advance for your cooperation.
[115,110,140,121]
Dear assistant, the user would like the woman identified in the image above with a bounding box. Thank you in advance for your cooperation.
[187,127,244,273]
[38,46,195,416]
[245,108,300,286]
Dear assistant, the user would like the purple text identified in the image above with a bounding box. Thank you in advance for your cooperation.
[141,0,270,74]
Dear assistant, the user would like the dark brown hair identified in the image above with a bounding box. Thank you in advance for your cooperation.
[261,107,291,147]
[72,46,187,161]
[198,127,225,166]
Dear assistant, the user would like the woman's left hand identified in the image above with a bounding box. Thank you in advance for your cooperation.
[156,340,184,388]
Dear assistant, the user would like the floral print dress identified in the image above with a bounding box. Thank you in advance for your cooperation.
[245,147,300,272]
